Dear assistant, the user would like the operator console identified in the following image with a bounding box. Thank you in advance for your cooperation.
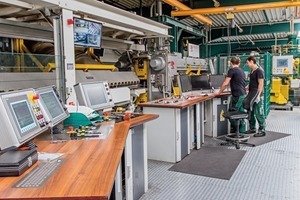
[0,86,69,176]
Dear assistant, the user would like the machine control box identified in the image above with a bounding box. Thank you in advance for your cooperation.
[272,55,293,75]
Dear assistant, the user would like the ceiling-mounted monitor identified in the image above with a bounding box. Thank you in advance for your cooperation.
[35,86,69,126]
[74,81,114,111]
[73,18,102,48]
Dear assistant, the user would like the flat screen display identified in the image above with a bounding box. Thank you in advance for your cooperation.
[277,59,288,68]
[10,100,36,134]
[179,75,192,92]
[74,18,102,48]
[210,74,225,89]
[83,83,107,108]
[40,91,64,119]
[191,75,211,90]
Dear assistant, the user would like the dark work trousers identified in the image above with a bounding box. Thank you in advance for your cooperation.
[229,94,247,133]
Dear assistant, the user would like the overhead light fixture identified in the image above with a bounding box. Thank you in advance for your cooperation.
[212,0,220,7]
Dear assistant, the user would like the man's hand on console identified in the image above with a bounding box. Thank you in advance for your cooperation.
[214,91,221,96]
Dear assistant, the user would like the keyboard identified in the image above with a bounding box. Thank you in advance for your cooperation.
[14,159,63,188]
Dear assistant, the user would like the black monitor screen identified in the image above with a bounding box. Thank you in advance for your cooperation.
[179,75,192,92]
[191,75,211,90]
[210,75,225,89]
[74,18,102,48]
[83,83,107,108]
[10,100,36,134]
[40,92,64,119]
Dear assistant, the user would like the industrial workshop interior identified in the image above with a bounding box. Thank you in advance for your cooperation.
[1,0,300,199]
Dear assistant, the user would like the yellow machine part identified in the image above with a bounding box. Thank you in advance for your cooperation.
[173,87,181,96]
[44,63,116,72]
[270,77,288,104]
[134,59,148,80]
[294,58,300,75]
[185,65,201,76]
[136,92,148,104]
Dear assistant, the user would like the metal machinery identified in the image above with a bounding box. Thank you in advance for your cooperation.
[271,35,300,107]
[0,0,170,113]
[270,55,294,105]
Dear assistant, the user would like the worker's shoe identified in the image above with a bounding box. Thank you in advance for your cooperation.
[254,130,266,137]
[245,129,256,134]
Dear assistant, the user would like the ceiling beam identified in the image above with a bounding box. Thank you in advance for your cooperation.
[171,1,300,16]
[210,22,300,40]
[192,0,287,9]
[0,0,33,9]
[37,0,170,37]
[162,0,213,25]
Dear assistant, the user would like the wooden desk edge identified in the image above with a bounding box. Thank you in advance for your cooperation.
[0,114,157,200]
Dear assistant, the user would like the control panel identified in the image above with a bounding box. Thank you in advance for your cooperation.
[272,55,293,75]
[103,81,114,106]
[31,101,46,128]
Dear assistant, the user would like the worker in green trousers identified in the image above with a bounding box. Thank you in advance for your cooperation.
[216,56,247,134]
[246,56,266,137]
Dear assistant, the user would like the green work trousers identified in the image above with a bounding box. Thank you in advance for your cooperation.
[229,94,246,133]
[249,97,266,131]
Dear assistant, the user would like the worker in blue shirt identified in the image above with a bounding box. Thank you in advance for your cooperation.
[245,56,266,137]
[216,57,247,134]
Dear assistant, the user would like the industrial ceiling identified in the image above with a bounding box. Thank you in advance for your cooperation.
[0,0,299,53]
[102,0,300,46]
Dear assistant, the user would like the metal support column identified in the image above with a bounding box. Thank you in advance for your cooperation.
[170,26,178,53]
[61,9,76,104]
[53,15,66,102]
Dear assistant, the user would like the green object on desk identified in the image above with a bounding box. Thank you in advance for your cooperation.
[63,112,103,128]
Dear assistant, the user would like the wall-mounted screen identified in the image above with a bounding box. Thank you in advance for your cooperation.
[277,59,288,68]
[36,86,69,126]
[74,82,114,111]
[73,18,102,48]
[191,75,211,90]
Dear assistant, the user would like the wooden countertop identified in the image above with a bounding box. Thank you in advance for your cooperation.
[138,94,214,109]
[0,114,158,200]
[138,91,232,109]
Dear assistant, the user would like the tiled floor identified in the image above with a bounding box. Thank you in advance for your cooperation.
[140,109,300,200]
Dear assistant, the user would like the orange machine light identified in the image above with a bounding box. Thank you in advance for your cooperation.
[32,94,40,100]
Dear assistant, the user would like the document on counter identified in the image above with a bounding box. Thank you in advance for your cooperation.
[38,152,63,161]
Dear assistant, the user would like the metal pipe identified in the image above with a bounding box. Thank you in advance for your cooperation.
[150,1,156,17]
[162,0,213,25]
[157,0,163,16]
[140,0,143,16]
[171,1,300,16]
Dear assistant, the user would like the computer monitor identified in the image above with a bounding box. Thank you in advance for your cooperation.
[74,81,114,111]
[191,75,211,90]
[36,86,69,126]
[73,18,102,48]
[210,74,225,89]
[0,89,48,150]
[179,75,192,93]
